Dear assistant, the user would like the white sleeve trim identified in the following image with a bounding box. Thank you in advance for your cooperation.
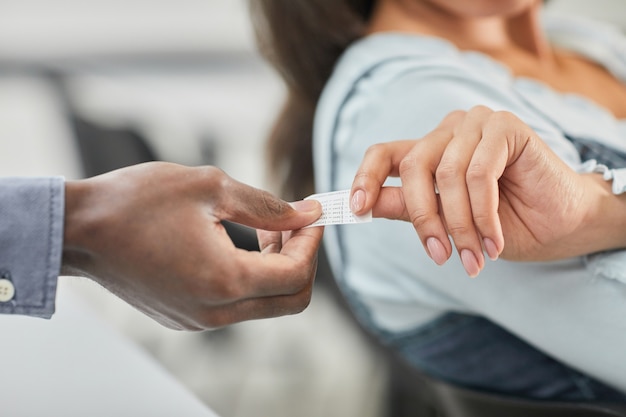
[576,159,626,195]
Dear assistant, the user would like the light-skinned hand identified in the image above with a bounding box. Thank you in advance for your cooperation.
[350,106,626,276]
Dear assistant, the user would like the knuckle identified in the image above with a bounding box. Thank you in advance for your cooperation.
[364,143,388,158]
[284,265,316,315]
[353,170,378,185]
[202,166,229,193]
[490,110,518,127]
[471,211,492,226]
[398,154,420,176]
[289,288,313,315]
[446,222,473,236]
[449,109,468,118]
[255,286,314,320]
[435,160,463,184]
[408,208,432,232]
[492,109,515,121]
[443,110,467,125]
[465,161,490,184]
[290,262,316,292]
[469,104,493,115]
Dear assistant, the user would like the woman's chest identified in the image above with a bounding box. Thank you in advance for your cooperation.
[539,59,626,119]
[503,52,626,119]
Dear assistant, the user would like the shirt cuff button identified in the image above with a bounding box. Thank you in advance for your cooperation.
[0,279,16,302]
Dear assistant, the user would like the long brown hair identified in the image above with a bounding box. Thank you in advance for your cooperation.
[250,0,374,200]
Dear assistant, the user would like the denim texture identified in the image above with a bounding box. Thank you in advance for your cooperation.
[0,177,64,318]
[339,278,626,402]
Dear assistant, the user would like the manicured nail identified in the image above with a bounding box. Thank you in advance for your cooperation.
[289,199,320,212]
[426,237,448,265]
[351,189,365,213]
[461,249,480,278]
[483,238,499,261]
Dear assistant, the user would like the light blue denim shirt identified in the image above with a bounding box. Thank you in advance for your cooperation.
[0,177,64,318]
[313,14,626,391]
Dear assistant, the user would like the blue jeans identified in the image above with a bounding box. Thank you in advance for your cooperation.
[339,283,626,402]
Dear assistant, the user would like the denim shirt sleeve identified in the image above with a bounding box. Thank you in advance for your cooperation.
[0,177,64,318]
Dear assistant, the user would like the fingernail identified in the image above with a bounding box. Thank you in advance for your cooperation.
[426,237,448,265]
[461,249,480,278]
[289,199,320,212]
[483,238,499,261]
[351,189,365,213]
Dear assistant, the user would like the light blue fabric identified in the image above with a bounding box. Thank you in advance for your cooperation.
[313,14,626,392]
[0,177,64,318]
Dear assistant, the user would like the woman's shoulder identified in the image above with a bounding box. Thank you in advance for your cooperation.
[319,32,518,121]
[315,33,522,145]
[330,33,511,91]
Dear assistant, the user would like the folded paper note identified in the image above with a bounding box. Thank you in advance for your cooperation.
[304,189,372,227]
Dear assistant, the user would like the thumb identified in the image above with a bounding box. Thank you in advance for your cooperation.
[219,179,322,231]
[371,187,410,221]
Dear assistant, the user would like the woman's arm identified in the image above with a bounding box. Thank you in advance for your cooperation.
[351,106,626,276]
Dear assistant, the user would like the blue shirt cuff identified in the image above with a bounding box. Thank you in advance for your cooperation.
[0,177,64,318]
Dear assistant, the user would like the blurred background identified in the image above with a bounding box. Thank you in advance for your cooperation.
[0,1,624,416]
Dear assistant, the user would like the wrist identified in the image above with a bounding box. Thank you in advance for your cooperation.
[581,173,626,253]
[61,179,96,276]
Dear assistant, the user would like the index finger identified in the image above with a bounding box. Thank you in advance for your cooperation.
[351,140,416,215]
